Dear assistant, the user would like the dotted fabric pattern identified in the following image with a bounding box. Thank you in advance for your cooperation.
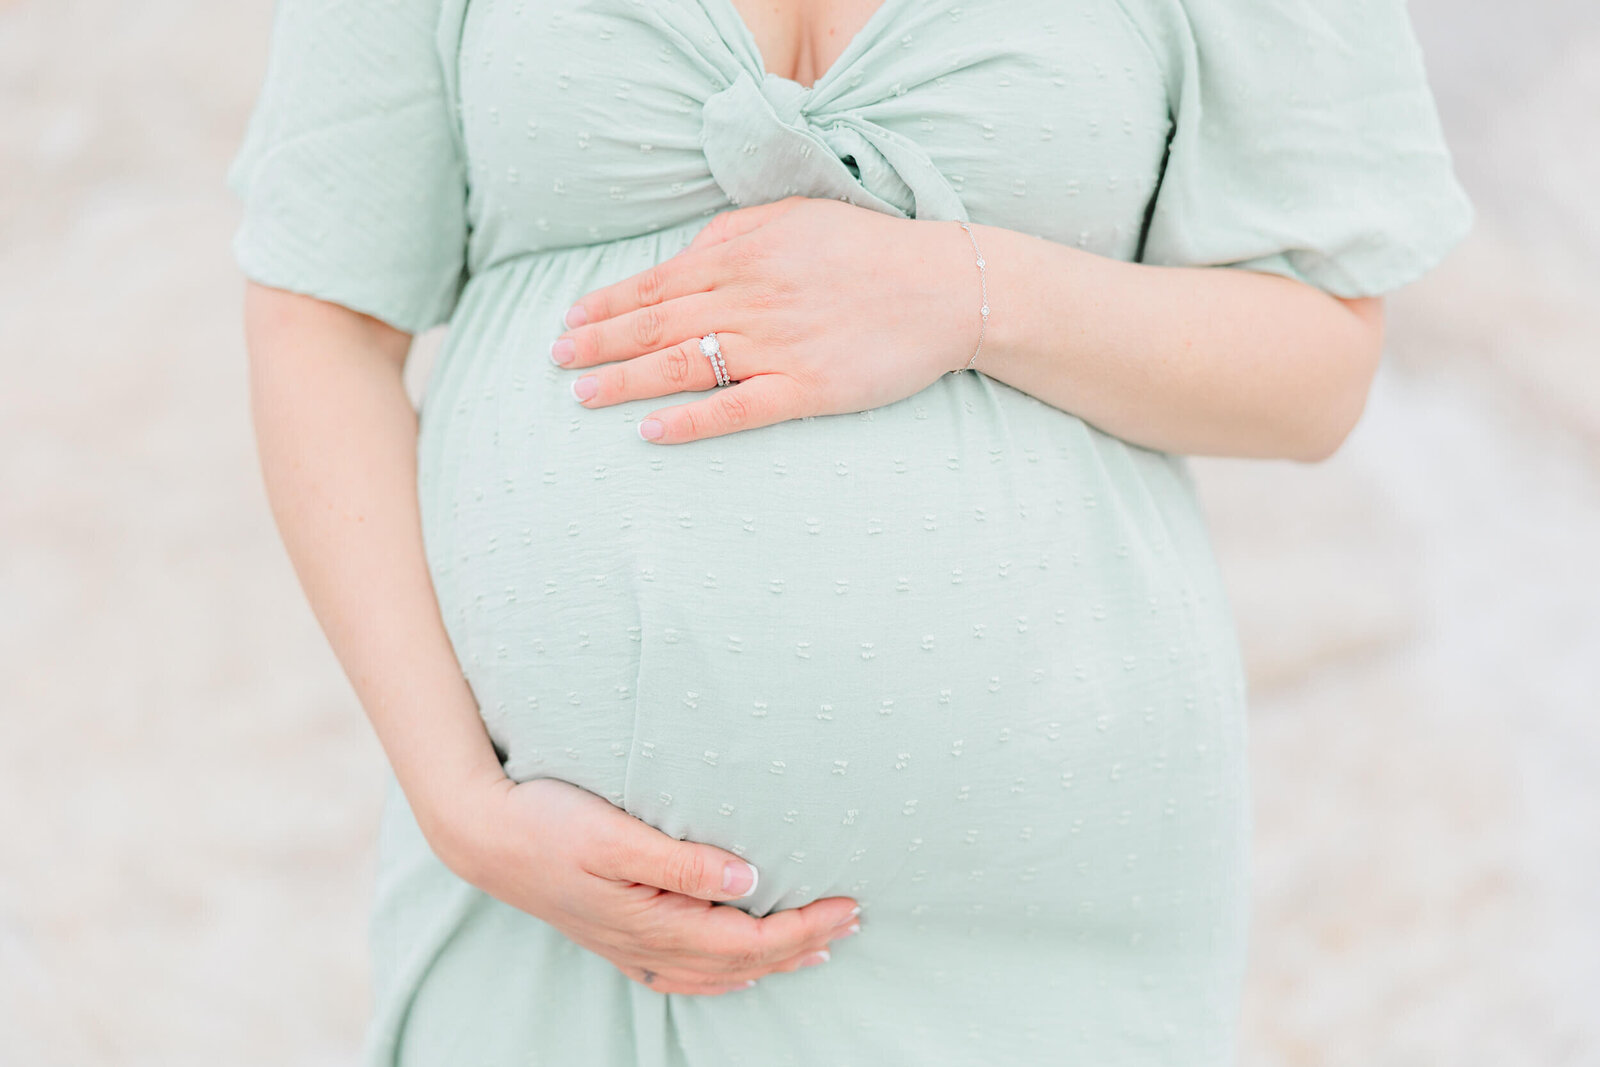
[226,1,1472,1064]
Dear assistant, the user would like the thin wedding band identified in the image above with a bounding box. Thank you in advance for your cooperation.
[699,332,732,386]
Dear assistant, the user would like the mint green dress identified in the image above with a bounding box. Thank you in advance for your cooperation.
[227,1,1472,1063]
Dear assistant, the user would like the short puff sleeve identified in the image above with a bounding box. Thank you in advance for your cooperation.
[226,0,469,334]
[1134,0,1474,297]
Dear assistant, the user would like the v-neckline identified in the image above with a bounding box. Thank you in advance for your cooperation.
[711,0,904,94]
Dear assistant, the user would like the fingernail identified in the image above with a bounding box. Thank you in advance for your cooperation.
[832,923,860,941]
[571,375,598,402]
[550,338,576,365]
[637,418,665,441]
[722,860,758,897]
[799,950,830,968]
[564,303,588,328]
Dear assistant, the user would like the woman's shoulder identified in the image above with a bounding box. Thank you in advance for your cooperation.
[1105,0,1433,83]
[1125,0,1474,297]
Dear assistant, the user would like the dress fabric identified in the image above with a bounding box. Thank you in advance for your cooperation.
[227,1,1472,1063]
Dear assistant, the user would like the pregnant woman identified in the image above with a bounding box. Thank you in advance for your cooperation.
[229,0,1471,1062]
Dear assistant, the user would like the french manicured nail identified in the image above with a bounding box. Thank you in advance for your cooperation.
[637,418,665,441]
[832,923,860,941]
[799,950,830,968]
[571,375,598,402]
[563,303,588,328]
[722,860,758,897]
[549,337,576,365]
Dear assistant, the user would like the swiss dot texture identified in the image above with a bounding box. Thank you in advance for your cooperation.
[225,0,1473,1063]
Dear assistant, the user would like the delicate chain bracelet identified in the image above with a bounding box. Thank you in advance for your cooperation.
[952,220,990,373]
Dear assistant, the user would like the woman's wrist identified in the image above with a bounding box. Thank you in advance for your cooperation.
[938,221,1383,460]
[899,217,993,376]
[373,696,512,874]
[940,223,1071,386]
[947,220,992,374]
[409,759,515,882]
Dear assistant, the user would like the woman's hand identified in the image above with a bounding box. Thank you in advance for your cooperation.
[430,774,862,995]
[550,196,983,444]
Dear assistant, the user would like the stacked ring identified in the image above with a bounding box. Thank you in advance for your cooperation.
[699,332,731,387]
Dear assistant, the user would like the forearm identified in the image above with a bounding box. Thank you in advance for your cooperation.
[962,223,1386,462]
[242,282,504,845]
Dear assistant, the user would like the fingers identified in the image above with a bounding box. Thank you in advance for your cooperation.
[637,372,805,444]
[554,286,723,370]
[555,197,804,364]
[664,894,860,975]
[623,965,757,997]
[695,895,861,964]
[764,944,840,976]
[680,196,802,255]
[583,815,761,902]
[581,884,860,976]
[575,809,864,989]
[562,246,719,333]
[570,334,730,409]
[619,946,827,995]
[614,902,861,995]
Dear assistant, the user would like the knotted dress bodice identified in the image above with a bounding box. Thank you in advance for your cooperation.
[455,0,1167,271]
[225,2,1472,1061]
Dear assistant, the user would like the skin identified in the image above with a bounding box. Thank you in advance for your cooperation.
[737,0,885,91]
[243,0,1383,1000]
[243,282,860,996]
[555,196,1383,461]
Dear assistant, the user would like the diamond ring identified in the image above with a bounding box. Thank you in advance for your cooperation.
[698,332,731,387]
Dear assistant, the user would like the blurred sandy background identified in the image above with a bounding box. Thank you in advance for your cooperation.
[2,1,1596,1063]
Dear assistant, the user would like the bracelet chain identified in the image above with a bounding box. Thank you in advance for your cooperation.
[953,220,989,373]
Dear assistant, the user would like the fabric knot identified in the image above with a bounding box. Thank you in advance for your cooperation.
[699,68,967,221]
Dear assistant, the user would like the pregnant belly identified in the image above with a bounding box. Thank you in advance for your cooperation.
[417,248,1250,946]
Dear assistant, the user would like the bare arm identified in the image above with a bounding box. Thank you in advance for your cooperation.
[969,225,1387,463]
[243,281,506,844]
[549,200,1386,462]
[241,281,858,992]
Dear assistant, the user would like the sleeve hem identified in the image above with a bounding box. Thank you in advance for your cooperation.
[231,224,461,336]
[1223,190,1476,299]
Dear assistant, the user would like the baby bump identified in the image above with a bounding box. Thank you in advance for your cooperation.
[417,262,1250,944]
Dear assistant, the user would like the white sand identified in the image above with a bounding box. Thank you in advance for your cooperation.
[1,1,1596,1063]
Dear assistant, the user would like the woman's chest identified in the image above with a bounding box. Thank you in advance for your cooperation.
[454,0,1174,263]
[722,0,888,90]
